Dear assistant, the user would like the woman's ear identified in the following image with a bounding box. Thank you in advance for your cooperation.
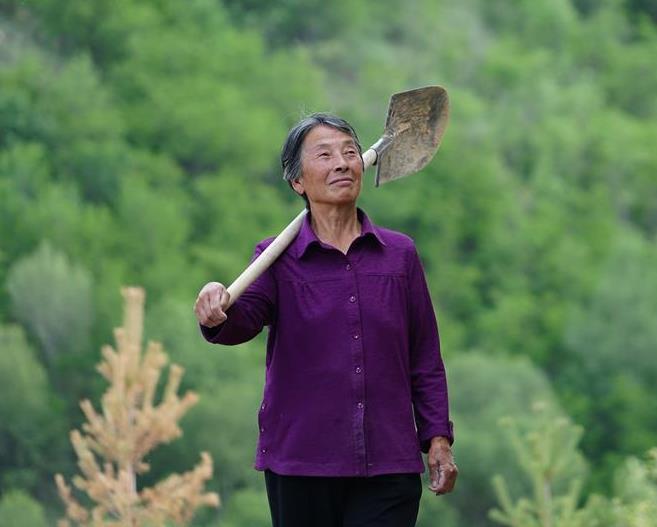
[291,178,305,196]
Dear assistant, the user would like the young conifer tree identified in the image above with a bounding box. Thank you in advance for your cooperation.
[55,287,219,526]
[489,402,657,527]
[489,401,597,527]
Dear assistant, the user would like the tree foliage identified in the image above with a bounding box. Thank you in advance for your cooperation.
[0,0,656,524]
[55,288,219,526]
[489,402,593,527]
[7,242,93,361]
[0,489,48,527]
[0,324,67,493]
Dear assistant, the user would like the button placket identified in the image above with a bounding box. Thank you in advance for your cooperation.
[345,255,367,475]
[258,401,267,455]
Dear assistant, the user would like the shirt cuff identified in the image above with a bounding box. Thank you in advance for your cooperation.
[419,421,454,453]
[199,323,225,342]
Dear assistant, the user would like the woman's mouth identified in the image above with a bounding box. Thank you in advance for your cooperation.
[329,178,354,186]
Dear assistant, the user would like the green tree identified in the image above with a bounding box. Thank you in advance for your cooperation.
[416,492,460,527]
[609,448,657,525]
[0,489,48,527]
[0,39,126,200]
[113,178,194,302]
[446,353,568,526]
[219,488,271,527]
[7,241,93,361]
[489,402,597,527]
[190,173,294,283]
[489,407,657,527]
[563,228,657,490]
[0,325,67,494]
[109,0,325,178]
[19,0,160,66]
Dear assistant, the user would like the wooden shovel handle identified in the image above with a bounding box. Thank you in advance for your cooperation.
[225,208,306,307]
[225,147,378,307]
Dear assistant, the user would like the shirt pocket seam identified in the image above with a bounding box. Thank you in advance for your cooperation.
[361,273,407,278]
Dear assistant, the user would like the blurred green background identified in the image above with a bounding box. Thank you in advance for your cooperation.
[1,0,657,525]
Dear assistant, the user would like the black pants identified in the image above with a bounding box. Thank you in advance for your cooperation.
[264,470,422,527]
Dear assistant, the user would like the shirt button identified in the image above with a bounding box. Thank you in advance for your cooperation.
[260,427,265,432]
[357,402,364,409]
[261,403,266,410]
[355,367,362,374]
[261,448,267,453]
[346,264,352,271]
[353,334,360,340]
[349,295,356,303]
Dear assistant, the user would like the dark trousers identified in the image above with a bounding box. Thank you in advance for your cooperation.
[264,470,422,527]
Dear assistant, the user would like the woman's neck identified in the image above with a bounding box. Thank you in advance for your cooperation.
[309,203,361,255]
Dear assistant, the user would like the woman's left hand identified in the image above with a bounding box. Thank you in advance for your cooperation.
[427,436,458,495]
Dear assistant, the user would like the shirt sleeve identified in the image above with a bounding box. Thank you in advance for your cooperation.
[200,241,276,345]
[407,244,454,451]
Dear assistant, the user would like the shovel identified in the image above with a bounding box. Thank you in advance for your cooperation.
[225,85,449,307]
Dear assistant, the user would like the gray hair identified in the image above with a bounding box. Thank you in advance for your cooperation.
[281,113,362,204]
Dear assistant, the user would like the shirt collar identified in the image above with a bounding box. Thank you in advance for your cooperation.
[294,207,387,259]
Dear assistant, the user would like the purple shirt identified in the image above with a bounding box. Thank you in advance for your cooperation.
[201,209,453,477]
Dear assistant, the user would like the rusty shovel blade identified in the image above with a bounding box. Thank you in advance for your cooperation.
[374,86,449,186]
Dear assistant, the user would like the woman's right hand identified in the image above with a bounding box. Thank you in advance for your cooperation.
[194,282,231,327]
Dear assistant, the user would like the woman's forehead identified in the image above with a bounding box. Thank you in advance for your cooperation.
[303,125,356,149]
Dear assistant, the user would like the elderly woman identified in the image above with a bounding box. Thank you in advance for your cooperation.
[194,114,457,527]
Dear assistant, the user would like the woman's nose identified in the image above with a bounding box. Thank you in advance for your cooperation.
[334,154,348,171]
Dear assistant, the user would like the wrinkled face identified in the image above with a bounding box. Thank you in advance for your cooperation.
[291,125,363,207]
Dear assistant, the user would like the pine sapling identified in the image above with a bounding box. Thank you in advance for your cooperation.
[55,287,219,526]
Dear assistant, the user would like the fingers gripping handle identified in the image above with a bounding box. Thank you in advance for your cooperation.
[225,148,378,307]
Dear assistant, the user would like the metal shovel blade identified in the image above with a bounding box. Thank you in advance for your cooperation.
[375,86,449,186]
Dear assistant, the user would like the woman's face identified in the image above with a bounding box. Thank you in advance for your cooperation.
[291,125,363,208]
